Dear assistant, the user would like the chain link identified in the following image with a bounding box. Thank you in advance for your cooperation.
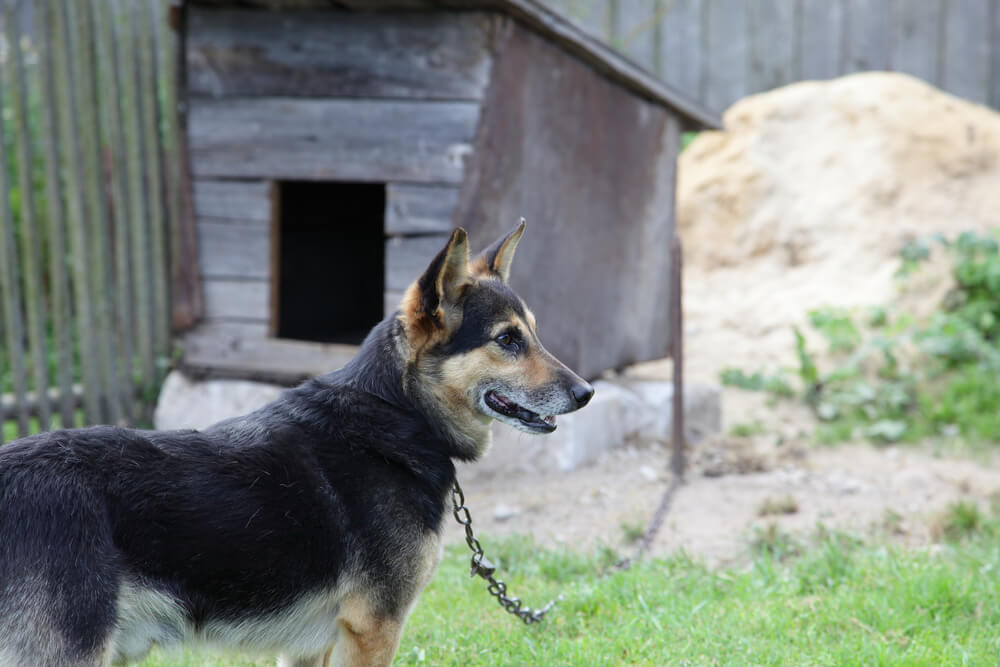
[451,479,560,624]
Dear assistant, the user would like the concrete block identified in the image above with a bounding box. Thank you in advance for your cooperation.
[154,370,284,430]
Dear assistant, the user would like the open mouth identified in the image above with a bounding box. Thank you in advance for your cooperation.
[485,390,557,433]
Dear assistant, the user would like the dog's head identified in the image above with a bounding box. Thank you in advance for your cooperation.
[397,221,594,459]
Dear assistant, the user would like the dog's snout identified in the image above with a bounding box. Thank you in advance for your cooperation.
[571,381,595,408]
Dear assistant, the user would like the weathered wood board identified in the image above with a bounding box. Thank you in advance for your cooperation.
[194,179,272,223]
[187,8,493,101]
[943,0,991,105]
[890,0,939,84]
[189,98,479,183]
[199,221,270,280]
[385,183,459,235]
[800,0,844,80]
[454,21,680,380]
[202,278,269,321]
[385,233,451,292]
[182,323,358,383]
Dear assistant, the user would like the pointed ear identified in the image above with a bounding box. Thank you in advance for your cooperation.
[414,228,470,325]
[472,219,525,283]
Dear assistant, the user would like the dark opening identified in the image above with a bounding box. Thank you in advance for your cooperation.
[276,181,385,344]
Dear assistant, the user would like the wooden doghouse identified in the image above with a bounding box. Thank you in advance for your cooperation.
[176,0,719,383]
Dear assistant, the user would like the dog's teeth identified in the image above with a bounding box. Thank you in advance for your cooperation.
[543,416,556,425]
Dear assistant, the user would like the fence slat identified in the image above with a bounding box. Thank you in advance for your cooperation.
[94,0,136,424]
[0,76,31,438]
[54,0,103,424]
[943,0,992,105]
[660,0,704,104]
[72,0,122,425]
[800,0,844,81]
[748,0,799,94]
[35,0,76,429]
[992,0,1000,109]
[118,0,156,406]
[889,0,940,84]
[4,0,51,431]
[704,0,747,112]
[141,0,171,381]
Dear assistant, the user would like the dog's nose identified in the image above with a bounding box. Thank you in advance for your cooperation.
[571,381,595,408]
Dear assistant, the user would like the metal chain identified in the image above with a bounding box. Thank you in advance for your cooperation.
[451,479,561,624]
[614,472,682,571]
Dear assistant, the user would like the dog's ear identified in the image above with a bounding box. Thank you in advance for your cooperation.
[471,219,525,283]
[413,227,470,326]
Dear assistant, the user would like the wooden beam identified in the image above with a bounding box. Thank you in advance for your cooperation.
[194,179,272,222]
[189,98,479,183]
[385,183,459,235]
[188,8,493,101]
[181,323,358,384]
[385,234,450,292]
[202,279,270,321]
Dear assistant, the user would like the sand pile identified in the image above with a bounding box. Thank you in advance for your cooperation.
[677,72,1000,383]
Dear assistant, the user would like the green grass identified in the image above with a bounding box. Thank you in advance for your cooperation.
[138,532,1000,666]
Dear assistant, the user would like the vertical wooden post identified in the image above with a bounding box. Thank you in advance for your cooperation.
[36,0,77,429]
[94,0,137,424]
[5,0,51,431]
[72,0,123,425]
[0,74,30,438]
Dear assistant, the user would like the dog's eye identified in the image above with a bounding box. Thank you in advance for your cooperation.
[495,332,520,351]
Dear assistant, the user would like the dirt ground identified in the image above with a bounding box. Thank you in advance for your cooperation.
[452,385,1000,568]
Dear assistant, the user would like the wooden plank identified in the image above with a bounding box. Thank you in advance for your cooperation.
[55,0,103,424]
[5,0,51,430]
[181,323,358,384]
[385,184,459,235]
[194,179,272,223]
[545,0,611,41]
[704,0,747,112]
[0,81,30,437]
[845,0,890,72]
[615,0,660,73]
[203,279,270,321]
[454,23,679,378]
[187,8,493,101]
[168,0,204,332]
[889,0,940,84]
[943,0,991,104]
[122,0,156,395]
[660,0,704,103]
[199,221,271,279]
[385,234,451,292]
[36,0,76,428]
[139,0,171,385]
[384,290,406,318]
[94,0,136,423]
[189,98,479,183]
[748,0,798,93]
[800,0,844,80]
[73,0,122,424]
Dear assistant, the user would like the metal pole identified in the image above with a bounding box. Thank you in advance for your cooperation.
[670,233,685,479]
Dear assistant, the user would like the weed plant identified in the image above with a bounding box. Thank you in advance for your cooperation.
[722,231,1000,444]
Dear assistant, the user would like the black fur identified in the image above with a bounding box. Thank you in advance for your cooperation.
[0,316,455,656]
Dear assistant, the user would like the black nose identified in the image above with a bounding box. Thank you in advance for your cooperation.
[571,381,595,408]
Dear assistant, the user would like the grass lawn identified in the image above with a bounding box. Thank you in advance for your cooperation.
[138,528,1000,666]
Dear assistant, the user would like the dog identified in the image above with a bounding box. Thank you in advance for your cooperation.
[0,222,594,666]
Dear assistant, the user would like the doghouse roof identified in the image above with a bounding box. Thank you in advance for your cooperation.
[182,0,721,130]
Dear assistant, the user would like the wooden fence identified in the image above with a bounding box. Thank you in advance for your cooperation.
[0,0,183,443]
[549,0,1000,114]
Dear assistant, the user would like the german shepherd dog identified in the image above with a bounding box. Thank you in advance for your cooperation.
[0,223,593,666]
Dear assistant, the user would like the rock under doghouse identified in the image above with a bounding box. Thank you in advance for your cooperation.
[153,370,283,431]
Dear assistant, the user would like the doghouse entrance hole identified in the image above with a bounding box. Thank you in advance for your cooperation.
[275,181,385,344]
